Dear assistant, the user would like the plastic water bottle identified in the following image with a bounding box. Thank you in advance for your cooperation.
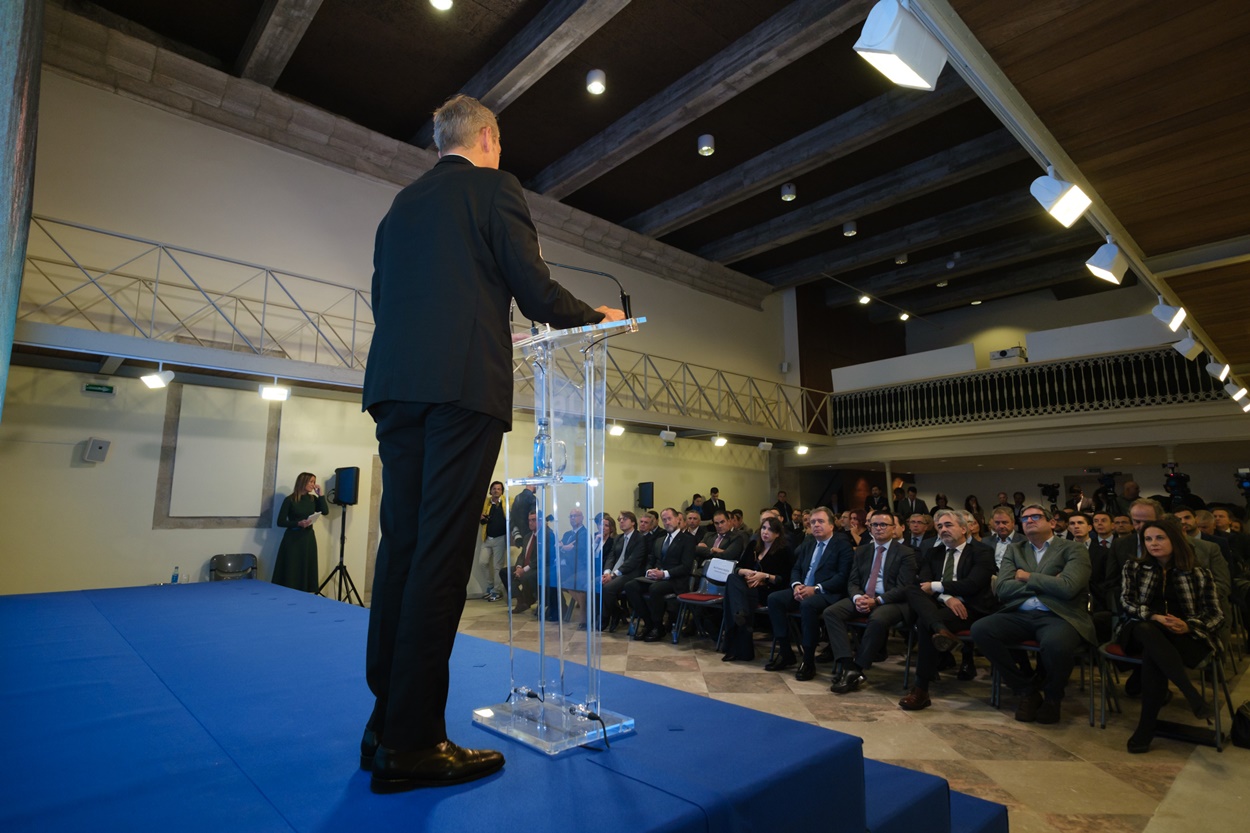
[171,565,180,584]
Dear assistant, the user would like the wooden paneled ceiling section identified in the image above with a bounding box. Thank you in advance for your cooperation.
[76,0,1242,334]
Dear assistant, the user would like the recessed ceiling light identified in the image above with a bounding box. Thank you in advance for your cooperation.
[430,0,453,10]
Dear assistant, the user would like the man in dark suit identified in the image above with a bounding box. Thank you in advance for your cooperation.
[904,513,936,551]
[601,511,645,630]
[895,486,928,520]
[764,507,853,680]
[697,511,746,562]
[361,94,622,792]
[988,507,1026,571]
[786,508,806,550]
[701,488,726,523]
[625,508,697,642]
[825,510,918,693]
[864,486,890,513]
[899,510,998,709]
[773,491,795,520]
[505,511,557,616]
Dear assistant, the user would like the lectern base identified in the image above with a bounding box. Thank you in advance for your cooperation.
[472,693,635,755]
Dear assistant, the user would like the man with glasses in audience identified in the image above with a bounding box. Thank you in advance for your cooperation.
[824,510,918,694]
[600,511,645,631]
[971,505,1094,724]
[988,507,1024,571]
[625,508,696,642]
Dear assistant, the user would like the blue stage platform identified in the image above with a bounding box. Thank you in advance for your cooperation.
[0,583,1006,832]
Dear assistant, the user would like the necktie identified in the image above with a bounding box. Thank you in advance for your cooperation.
[714,534,724,549]
[524,536,534,568]
[1100,539,1109,549]
[662,532,673,555]
[865,545,886,596]
[942,547,956,583]
[804,540,827,586]
[912,536,921,549]
[611,534,629,572]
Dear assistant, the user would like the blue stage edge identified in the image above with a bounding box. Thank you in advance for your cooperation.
[0,583,1007,833]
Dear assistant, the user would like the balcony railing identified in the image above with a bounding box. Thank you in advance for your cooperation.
[828,348,1224,436]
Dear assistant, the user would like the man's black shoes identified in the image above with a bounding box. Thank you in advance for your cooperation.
[795,661,816,681]
[371,741,504,793]
[360,728,379,770]
[642,627,663,642]
[764,652,796,672]
[832,669,866,694]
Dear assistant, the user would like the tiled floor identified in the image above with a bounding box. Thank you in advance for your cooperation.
[459,600,1250,833]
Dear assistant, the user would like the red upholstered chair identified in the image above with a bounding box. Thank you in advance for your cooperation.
[673,576,726,647]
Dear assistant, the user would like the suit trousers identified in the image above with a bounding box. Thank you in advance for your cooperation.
[823,598,911,670]
[625,576,682,629]
[906,588,986,686]
[970,608,1085,702]
[600,574,634,626]
[365,401,505,751]
[767,588,835,658]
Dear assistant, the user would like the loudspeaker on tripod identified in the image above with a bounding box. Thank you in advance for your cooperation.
[332,466,360,506]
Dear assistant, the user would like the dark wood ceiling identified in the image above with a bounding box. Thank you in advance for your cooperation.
[74,0,1226,335]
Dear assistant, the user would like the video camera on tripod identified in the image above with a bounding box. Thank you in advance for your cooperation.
[1235,469,1250,501]
[1163,462,1192,511]
[1038,483,1060,513]
[1087,468,1123,515]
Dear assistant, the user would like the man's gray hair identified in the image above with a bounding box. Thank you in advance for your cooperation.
[432,94,499,153]
[933,508,969,530]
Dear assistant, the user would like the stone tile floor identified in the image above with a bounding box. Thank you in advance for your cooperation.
[459,600,1250,833]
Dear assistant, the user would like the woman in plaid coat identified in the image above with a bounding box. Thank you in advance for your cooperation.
[1117,518,1223,753]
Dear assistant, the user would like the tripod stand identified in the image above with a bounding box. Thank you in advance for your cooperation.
[318,501,363,606]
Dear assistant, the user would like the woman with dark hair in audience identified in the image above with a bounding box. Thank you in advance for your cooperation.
[721,516,794,662]
[933,493,950,511]
[838,508,868,548]
[966,514,984,542]
[1118,518,1223,753]
[273,471,330,592]
[964,494,986,531]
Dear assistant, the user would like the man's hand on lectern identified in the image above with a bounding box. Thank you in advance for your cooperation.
[596,306,626,322]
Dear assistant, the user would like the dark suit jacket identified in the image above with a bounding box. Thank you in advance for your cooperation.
[647,530,696,582]
[865,495,889,512]
[773,500,794,519]
[699,529,746,561]
[516,527,558,572]
[363,155,602,424]
[849,541,917,605]
[905,532,937,551]
[607,531,646,579]
[701,498,727,522]
[916,539,998,615]
[789,535,853,600]
[895,498,929,518]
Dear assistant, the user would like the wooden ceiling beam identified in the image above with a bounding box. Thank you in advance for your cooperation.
[235,0,325,87]
[698,129,1023,264]
[410,0,631,148]
[626,77,974,239]
[759,190,1038,289]
[865,254,1093,322]
[526,0,872,200]
[824,226,1096,308]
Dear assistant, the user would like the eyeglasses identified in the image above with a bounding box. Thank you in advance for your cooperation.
[868,522,892,528]
[1020,514,1046,522]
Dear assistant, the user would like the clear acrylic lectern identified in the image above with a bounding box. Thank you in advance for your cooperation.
[473,316,644,754]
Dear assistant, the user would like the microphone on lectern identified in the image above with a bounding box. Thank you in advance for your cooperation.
[543,260,633,326]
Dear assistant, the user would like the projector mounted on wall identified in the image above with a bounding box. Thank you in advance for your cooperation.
[757,441,773,451]
[990,345,1027,367]
[659,429,677,447]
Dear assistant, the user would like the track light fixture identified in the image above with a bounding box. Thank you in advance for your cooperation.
[853,0,947,91]
[843,220,858,237]
[1171,330,1203,361]
[1225,382,1247,401]
[1086,235,1129,284]
[1206,361,1231,382]
[781,182,796,201]
[697,134,715,156]
[586,69,606,95]
[1243,401,1250,413]
[140,363,174,389]
[259,378,290,401]
[1030,165,1091,228]
[1151,297,1187,332]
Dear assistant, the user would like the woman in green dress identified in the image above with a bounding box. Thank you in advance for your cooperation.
[273,472,330,592]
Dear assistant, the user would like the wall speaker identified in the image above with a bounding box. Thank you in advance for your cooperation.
[83,437,111,463]
[637,481,655,509]
[332,466,360,506]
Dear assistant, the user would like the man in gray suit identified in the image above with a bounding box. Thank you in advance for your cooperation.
[971,504,1094,725]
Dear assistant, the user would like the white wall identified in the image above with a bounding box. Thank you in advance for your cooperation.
[32,72,787,382]
[905,283,1158,365]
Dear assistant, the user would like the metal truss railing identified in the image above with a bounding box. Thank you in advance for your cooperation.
[828,347,1225,436]
[19,216,373,369]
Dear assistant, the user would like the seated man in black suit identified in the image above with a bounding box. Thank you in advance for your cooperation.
[600,511,645,631]
[899,509,998,710]
[698,510,746,563]
[824,510,918,694]
[502,511,554,615]
[764,507,853,680]
[625,507,696,642]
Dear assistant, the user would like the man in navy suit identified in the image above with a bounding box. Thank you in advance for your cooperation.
[361,94,622,792]
[764,507,853,680]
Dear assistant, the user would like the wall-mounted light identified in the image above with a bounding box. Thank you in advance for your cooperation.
[853,0,947,91]
[1086,235,1129,284]
[795,445,809,455]
[1030,165,1091,227]
[141,363,174,389]
[781,182,797,201]
[609,422,625,436]
[586,69,606,95]
[259,378,290,401]
[697,134,715,156]
[712,435,728,447]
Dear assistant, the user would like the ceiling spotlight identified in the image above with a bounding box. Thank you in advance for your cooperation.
[1086,235,1129,284]
[1030,165,1091,227]
[895,253,908,265]
[858,294,871,305]
[757,441,773,451]
[713,435,728,447]
[608,422,625,436]
[970,300,982,306]
[843,220,858,237]
[259,379,290,401]
[853,0,947,91]
[781,182,797,201]
[430,0,453,10]
[1151,298,1187,332]
[935,280,948,287]
[697,134,715,156]
[1206,361,1231,382]
[140,365,174,389]
[1225,382,1247,401]
[586,69,606,95]
[1171,330,1203,361]
[898,312,910,321]
[1243,401,1250,413]
[796,445,809,455]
